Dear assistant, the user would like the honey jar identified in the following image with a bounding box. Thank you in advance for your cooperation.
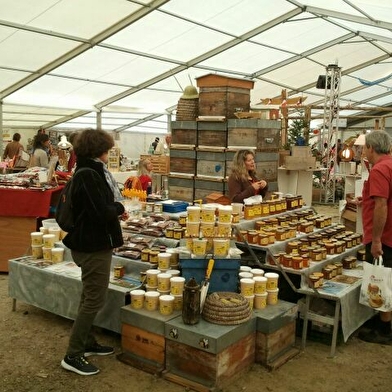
[324,242,335,255]
[282,254,293,268]
[141,248,151,262]
[247,230,259,244]
[309,274,322,288]
[260,202,269,216]
[267,200,276,215]
[275,228,286,241]
[322,267,333,280]
[292,256,303,270]
[312,248,322,262]
[334,262,343,275]
[286,241,300,254]
[301,254,310,268]
[357,249,366,261]
[258,233,269,246]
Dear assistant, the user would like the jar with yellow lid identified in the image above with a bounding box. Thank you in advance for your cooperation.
[286,241,300,254]
[309,273,323,288]
[324,242,335,255]
[301,254,310,268]
[322,267,333,280]
[253,201,261,218]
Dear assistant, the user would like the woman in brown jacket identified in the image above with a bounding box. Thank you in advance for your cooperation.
[228,149,268,203]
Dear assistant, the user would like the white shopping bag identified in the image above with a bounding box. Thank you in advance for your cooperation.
[359,256,392,312]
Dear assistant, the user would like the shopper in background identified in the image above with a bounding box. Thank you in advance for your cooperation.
[30,133,51,168]
[358,130,392,345]
[138,157,153,191]
[61,128,126,376]
[2,132,24,160]
[228,149,268,203]
[154,133,171,155]
[67,132,78,172]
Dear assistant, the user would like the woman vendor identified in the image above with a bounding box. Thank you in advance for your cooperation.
[228,149,268,203]
[138,158,153,191]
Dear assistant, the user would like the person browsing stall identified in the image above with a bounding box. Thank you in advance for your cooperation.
[356,130,392,345]
[61,128,127,376]
[30,133,52,168]
[3,132,24,160]
[138,158,153,191]
[228,149,268,203]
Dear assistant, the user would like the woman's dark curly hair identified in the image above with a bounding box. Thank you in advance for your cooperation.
[73,128,114,158]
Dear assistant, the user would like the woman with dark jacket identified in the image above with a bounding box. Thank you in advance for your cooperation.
[61,128,126,376]
[228,149,268,203]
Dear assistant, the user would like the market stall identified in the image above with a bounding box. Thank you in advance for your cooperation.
[0,186,63,272]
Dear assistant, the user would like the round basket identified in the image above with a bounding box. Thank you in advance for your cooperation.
[202,292,252,325]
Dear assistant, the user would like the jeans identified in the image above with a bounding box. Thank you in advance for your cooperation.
[66,249,112,356]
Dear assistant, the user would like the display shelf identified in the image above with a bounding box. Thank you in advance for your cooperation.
[233,206,373,357]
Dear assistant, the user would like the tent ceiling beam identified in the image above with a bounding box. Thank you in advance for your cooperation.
[0,0,169,100]
[306,6,392,30]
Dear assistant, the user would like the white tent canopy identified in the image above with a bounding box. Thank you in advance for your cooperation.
[1,0,392,135]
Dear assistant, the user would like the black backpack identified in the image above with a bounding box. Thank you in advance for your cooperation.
[55,168,92,232]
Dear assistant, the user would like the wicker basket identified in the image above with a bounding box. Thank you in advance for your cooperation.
[202,292,252,325]
[176,98,199,121]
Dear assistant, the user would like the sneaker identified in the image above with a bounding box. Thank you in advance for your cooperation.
[358,329,392,345]
[61,355,99,376]
[85,343,114,357]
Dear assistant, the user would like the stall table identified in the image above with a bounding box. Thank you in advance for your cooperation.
[0,186,63,272]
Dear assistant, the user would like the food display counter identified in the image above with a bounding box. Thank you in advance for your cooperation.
[0,186,63,272]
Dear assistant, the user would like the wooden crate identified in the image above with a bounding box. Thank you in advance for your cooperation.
[164,334,255,391]
[169,147,196,175]
[197,121,227,148]
[194,177,225,203]
[119,323,166,374]
[168,175,194,202]
[196,148,226,179]
[196,74,254,119]
[255,321,298,370]
[171,121,197,146]
[227,119,281,151]
[140,154,170,175]
[254,300,299,370]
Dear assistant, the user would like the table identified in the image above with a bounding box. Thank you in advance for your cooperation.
[298,266,375,357]
[0,186,63,272]
[8,254,146,333]
[234,208,375,357]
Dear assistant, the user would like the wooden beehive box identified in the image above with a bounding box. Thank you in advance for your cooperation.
[227,119,281,151]
[171,121,197,147]
[168,174,194,203]
[254,300,299,370]
[196,74,254,119]
[163,317,256,391]
[196,148,226,179]
[169,147,196,175]
[197,121,228,148]
[194,177,226,204]
[118,306,181,375]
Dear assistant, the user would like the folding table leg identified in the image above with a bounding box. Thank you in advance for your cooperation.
[301,295,311,350]
[329,300,340,358]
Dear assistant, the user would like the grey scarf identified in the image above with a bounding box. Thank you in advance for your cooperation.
[93,158,124,202]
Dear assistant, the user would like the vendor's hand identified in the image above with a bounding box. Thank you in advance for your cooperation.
[371,240,383,260]
[252,180,267,191]
[353,196,363,206]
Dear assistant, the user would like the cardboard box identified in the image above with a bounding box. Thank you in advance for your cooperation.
[284,156,316,170]
[291,146,312,157]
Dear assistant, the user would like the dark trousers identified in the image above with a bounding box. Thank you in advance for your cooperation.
[66,249,112,356]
